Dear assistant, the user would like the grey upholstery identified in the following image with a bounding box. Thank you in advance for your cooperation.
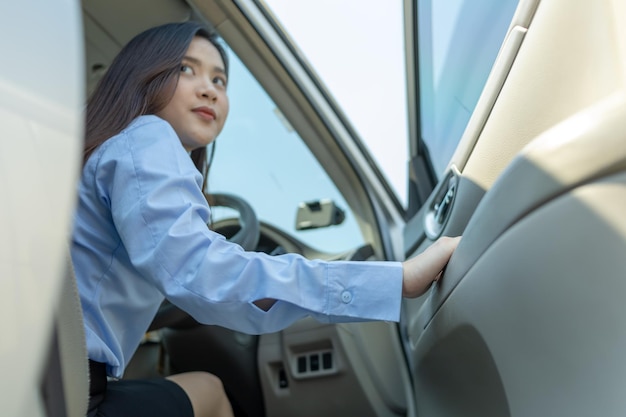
[42,252,89,417]
[58,252,89,417]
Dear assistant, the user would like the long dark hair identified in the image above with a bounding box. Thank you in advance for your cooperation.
[83,21,228,184]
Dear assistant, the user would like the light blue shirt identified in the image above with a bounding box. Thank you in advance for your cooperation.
[71,115,402,378]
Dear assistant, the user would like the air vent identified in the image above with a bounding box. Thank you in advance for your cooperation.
[424,167,459,239]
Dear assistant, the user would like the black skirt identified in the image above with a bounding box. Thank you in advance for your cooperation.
[87,360,193,417]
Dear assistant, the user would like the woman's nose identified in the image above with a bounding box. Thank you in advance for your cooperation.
[198,79,217,100]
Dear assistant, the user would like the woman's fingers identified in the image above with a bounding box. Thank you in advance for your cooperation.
[402,236,461,298]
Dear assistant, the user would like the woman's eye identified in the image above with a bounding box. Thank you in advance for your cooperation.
[213,77,227,87]
[180,65,193,75]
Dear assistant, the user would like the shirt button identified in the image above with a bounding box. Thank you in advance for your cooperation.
[341,291,352,304]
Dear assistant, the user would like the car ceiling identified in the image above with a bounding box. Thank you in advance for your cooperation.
[82,0,193,95]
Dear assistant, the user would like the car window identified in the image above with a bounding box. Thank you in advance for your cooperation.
[417,0,519,177]
[208,48,366,253]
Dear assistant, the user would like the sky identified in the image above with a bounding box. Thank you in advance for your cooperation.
[262,0,409,205]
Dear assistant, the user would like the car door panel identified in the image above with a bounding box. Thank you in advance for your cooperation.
[414,94,626,336]
[414,169,626,416]
[404,0,626,412]
[404,0,625,337]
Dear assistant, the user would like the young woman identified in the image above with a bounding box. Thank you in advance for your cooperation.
[72,21,460,417]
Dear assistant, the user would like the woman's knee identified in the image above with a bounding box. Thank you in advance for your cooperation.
[167,371,233,417]
[191,371,224,393]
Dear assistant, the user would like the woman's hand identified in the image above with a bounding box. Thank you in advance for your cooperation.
[402,236,461,298]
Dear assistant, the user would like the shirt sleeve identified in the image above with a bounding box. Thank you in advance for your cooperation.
[96,117,403,334]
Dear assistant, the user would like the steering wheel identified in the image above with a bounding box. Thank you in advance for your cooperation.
[148,192,260,331]
[207,193,260,250]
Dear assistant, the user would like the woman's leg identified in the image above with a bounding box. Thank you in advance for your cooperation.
[167,372,234,417]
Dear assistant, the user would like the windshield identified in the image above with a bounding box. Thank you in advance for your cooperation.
[209,48,366,253]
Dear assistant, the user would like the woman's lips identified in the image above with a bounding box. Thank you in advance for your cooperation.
[192,107,216,121]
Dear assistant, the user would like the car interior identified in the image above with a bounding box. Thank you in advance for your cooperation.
[4,0,624,416]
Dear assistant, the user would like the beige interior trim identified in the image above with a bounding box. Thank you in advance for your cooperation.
[459,0,624,190]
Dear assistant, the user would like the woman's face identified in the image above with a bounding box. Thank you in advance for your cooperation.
[157,36,229,151]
